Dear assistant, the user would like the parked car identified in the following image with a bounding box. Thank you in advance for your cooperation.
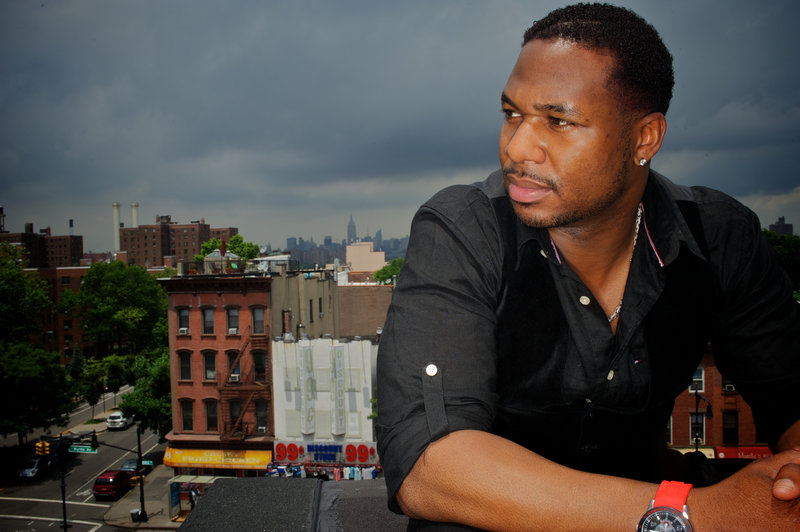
[17,457,50,479]
[106,411,133,430]
[120,458,153,476]
[92,470,133,500]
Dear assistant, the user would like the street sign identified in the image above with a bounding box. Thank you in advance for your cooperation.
[68,444,98,454]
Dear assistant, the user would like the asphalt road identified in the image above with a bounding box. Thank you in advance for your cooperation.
[0,386,132,449]
[0,398,166,531]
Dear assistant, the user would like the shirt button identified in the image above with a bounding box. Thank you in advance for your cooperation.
[540,249,548,258]
[606,370,615,381]
[579,296,591,306]
[425,364,438,377]
[585,398,592,404]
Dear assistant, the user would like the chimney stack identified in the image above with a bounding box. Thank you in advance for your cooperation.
[131,202,139,228]
[112,202,120,252]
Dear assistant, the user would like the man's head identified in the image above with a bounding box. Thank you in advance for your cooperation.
[499,3,671,230]
[523,3,674,116]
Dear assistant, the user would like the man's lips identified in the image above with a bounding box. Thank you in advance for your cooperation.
[507,180,552,204]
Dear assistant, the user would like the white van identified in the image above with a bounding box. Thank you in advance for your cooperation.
[107,411,133,430]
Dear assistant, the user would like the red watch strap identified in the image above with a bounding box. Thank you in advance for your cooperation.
[653,480,692,509]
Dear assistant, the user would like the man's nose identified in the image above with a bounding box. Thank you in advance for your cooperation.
[504,121,546,165]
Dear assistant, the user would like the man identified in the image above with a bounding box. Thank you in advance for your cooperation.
[376,3,800,531]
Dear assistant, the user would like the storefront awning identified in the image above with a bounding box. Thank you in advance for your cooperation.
[164,447,272,469]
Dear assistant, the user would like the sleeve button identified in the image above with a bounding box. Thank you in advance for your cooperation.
[425,364,438,376]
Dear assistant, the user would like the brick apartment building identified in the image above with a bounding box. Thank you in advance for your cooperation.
[668,348,771,460]
[119,214,237,267]
[161,275,274,476]
[0,223,83,268]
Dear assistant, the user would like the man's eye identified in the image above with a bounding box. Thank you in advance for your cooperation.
[502,109,521,119]
[551,117,571,127]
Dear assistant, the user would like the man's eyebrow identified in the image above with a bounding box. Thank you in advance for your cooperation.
[501,92,585,118]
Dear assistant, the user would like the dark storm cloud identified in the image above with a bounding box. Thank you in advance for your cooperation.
[1,1,798,250]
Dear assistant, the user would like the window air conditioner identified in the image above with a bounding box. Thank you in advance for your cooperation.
[178,328,189,335]
[723,384,736,392]
[228,328,239,335]
[229,374,240,383]
[257,426,267,433]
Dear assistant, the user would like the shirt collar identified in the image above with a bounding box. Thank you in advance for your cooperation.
[511,169,707,267]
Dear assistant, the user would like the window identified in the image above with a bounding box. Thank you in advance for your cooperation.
[690,368,704,393]
[230,400,242,423]
[721,376,737,393]
[227,308,239,333]
[205,401,218,432]
[178,308,189,331]
[253,351,266,382]
[252,308,265,334]
[227,352,240,376]
[255,400,268,432]
[665,416,673,445]
[309,299,314,323]
[203,351,216,380]
[202,308,214,334]
[179,352,192,380]
[180,401,194,432]
[723,411,739,445]
[690,413,706,445]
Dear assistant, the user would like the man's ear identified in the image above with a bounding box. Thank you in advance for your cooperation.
[634,112,667,163]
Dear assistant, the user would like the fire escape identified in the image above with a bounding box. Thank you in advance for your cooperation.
[218,325,272,443]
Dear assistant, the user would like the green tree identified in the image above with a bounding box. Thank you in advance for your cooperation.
[82,357,106,418]
[194,234,260,263]
[0,342,75,445]
[0,243,53,344]
[763,230,800,293]
[104,353,131,407]
[373,257,403,284]
[64,261,167,358]
[119,346,172,441]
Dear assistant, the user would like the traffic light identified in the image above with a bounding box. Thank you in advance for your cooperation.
[35,441,44,455]
[42,441,50,455]
[91,430,99,449]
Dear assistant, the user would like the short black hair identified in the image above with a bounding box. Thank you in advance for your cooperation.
[523,3,674,115]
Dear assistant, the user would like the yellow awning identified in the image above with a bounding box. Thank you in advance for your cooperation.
[163,447,272,469]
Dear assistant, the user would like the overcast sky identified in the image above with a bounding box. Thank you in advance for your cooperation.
[2,0,798,253]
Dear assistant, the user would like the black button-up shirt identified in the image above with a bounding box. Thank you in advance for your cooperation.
[376,170,800,512]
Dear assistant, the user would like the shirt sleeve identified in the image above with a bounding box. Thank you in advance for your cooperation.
[704,197,800,447]
[376,185,505,513]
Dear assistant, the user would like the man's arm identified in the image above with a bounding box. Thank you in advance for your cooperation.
[399,429,800,531]
[773,418,800,500]
[398,430,655,531]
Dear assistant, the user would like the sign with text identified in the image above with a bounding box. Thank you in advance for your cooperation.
[163,447,271,469]
[68,444,98,454]
[273,440,378,465]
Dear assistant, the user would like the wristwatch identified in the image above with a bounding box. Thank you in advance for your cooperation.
[637,480,693,532]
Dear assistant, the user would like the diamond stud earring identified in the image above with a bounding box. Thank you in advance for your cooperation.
[638,158,647,167]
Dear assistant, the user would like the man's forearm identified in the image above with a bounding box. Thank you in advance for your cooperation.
[397,429,656,531]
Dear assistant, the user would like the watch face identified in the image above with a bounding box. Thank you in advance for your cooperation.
[637,507,693,532]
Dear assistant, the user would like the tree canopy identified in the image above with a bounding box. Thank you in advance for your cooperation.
[0,243,53,344]
[61,261,167,358]
[0,244,73,444]
[119,346,172,441]
[195,233,260,263]
[764,230,800,295]
[373,257,403,284]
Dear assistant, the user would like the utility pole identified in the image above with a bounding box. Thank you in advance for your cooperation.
[137,424,148,522]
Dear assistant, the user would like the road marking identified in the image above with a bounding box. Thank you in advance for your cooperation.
[0,496,109,508]
[0,514,103,531]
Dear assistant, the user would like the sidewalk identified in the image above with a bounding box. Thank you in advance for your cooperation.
[103,463,179,530]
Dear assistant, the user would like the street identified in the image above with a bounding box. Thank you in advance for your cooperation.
[0,394,166,532]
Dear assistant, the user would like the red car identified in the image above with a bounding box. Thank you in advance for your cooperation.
[92,469,133,500]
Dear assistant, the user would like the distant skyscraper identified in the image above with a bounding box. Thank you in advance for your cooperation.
[347,215,357,243]
[769,217,794,236]
[375,229,383,250]
[287,237,298,249]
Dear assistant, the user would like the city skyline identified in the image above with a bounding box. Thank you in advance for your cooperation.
[2,1,799,252]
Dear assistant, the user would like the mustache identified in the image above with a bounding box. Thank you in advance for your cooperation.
[501,164,559,191]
